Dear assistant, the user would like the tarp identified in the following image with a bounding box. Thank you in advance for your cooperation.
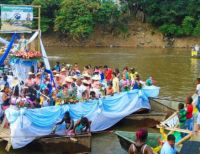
[5,86,160,149]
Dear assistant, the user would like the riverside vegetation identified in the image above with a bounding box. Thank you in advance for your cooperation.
[1,0,200,41]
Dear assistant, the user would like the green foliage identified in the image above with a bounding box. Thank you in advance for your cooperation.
[193,20,200,37]
[182,16,195,36]
[55,0,95,39]
[55,0,129,39]
[126,0,200,37]
[159,24,178,36]
[32,0,61,32]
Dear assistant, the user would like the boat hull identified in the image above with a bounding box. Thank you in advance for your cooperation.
[22,134,92,153]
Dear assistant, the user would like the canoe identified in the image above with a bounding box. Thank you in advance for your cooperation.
[115,131,161,152]
[24,133,92,153]
[191,49,200,58]
[124,98,176,124]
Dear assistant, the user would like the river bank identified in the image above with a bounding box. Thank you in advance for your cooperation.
[42,21,200,48]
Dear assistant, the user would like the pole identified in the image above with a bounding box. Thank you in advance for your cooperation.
[38,6,41,52]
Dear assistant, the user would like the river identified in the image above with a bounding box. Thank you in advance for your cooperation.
[1,47,198,154]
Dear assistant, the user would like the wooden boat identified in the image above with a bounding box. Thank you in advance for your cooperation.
[191,48,200,58]
[124,98,176,125]
[26,133,92,154]
[0,116,91,153]
[115,131,161,152]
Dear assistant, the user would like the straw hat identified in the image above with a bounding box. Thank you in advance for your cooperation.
[28,72,34,75]
[65,76,73,83]
[82,79,91,85]
[72,75,78,80]
[92,75,100,81]
[36,72,41,76]
[55,74,60,77]
[61,68,66,72]
[83,73,91,78]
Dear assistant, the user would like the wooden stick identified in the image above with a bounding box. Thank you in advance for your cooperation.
[176,133,193,145]
[160,112,178,126]
[167,124,179,135]
[157,125,192,134]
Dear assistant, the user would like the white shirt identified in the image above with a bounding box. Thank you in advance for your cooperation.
[196,84,200,96]
[160,142,176,154]
[77,84,86,99]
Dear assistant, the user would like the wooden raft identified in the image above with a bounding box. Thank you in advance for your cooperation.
[0,117,12,152]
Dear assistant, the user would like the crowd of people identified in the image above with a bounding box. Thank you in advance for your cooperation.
[0,61,154,112]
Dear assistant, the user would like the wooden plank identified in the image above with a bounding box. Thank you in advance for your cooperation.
[176,133,193,145]
[157,125,192,134]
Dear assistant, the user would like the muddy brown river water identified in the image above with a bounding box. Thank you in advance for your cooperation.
[1,47,198,154]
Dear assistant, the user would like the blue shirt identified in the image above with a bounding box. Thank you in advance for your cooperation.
[160,142,176,154]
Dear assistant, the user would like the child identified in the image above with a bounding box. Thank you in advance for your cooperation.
[74,117,91,135]
[185,96,194,131]
[52,111,74,135]
[178,103,187,128]
[90,91,96,100]
[106,82,114,95]
[178,103,187,137]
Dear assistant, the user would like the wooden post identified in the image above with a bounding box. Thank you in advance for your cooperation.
[38,6,41,52]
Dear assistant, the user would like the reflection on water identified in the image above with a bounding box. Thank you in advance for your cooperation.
[2,47,199,154]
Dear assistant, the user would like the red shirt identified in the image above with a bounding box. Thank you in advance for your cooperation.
[186,104,193,119]
[105,69,112,81]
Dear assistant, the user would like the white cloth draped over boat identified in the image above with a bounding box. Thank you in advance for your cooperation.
[5,86,160,149]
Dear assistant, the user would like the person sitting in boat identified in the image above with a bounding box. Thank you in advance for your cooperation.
[120,74,130,92]
[128,128,154,154]
[106,81,114,96]
[74,117,91,135]
[0,84,12,111]
[53,61,61,72]
[160,134,178,154]
[0,74,10,88]
[112,72,120,93]
[132,74,143,90]
[145,76,155,86]
[52,111,74,135]
[25,72,35,87]
[90,91,97,100]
